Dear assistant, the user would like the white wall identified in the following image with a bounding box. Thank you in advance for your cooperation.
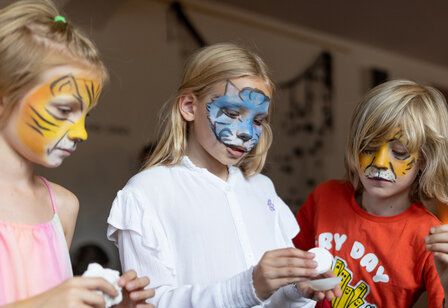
[39,0,448,271]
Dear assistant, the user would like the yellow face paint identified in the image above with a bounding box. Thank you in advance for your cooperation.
[16,74,102,166]
[359,131,418,183]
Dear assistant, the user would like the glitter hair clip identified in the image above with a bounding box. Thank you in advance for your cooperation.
[54,15,67,23]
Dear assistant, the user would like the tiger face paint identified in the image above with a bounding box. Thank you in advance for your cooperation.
[359,131,418,183]
[12,67,101,167]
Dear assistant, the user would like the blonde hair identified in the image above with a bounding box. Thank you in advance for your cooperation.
[0,0,108,126]
[144,43,274,176]
[345,79,448,203]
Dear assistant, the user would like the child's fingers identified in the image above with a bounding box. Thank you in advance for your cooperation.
[126,276,151,291]
[271,267,318,279]
[429,225,448,234]
[320,270,337,278]
[312,291,326,301]
[434,251,448,264]
[265,256,317,269]
[130,288,155,301]
[256,262,318,280]
[78,289,106,307]
[119,270,137,286]
[79,277,118,297]
[265,247,315,259]
[426,232,448,245]
[136,304,154,308]
[324,287,342,301]
[427,242,448,254]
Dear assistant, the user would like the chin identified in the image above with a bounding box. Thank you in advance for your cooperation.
[23,152,63,168]
[363,183,408,200]
[364,187,392,198]
[225,153,247,165]
[41,157,64,168]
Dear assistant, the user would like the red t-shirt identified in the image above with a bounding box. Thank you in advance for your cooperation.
[293,180,444,307]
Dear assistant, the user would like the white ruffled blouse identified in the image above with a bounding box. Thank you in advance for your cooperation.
[107,157,315,307]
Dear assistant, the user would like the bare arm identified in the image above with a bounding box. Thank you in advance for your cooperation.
[426,224,448,307]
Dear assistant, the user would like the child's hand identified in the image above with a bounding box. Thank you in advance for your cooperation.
[426,224,448,294]
[115,270,155,308]
[296,270,342,301]
[252,247,318,300]
[7,276,119,308]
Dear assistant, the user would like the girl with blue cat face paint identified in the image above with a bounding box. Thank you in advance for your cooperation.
[184,76,272,177]
[206,80,270,158]
[108,43,341,308]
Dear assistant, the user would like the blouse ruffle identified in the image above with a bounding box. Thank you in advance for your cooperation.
[107,188,175,274]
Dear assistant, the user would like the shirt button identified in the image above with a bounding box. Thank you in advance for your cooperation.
[224,186,231,192]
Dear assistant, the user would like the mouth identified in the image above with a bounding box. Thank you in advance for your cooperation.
[366,176,395,183]
[55,147,75,156]
[225,144,248,158]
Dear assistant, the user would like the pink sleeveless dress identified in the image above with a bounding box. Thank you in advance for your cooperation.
[0,177,73,304]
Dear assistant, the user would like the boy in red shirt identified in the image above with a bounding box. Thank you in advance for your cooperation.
[294,80,448,307]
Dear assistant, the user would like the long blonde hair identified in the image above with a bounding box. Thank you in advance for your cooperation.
[345,80,448,203]
[144,43,274,176]
[0,0,108,126]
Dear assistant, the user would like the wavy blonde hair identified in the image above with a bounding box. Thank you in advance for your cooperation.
[345,80,448,203]
[0,0,107,126]
[144,43,274,176]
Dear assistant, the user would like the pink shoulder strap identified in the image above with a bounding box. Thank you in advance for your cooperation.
[39,176,57,214]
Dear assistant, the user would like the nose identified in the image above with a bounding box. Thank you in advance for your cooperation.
[67,117,88,142]
[237,132,252,142]
[372,144,390,169]
[237,122,253,142]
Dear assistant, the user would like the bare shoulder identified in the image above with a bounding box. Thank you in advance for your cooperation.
[44,180,79,229]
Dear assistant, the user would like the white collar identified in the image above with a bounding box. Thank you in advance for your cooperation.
[180,156,242,187]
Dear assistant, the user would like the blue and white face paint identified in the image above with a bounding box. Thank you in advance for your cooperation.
[206,81,270,154]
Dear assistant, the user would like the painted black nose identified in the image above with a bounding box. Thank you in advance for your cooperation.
[237,132,251,142]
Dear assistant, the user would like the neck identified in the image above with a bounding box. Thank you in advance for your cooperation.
[0,133,34,185]
[360,190,412,216]
[186,136,229,181]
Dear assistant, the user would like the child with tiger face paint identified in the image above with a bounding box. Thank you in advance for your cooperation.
[294,80,448,307]
[0,1,153,307]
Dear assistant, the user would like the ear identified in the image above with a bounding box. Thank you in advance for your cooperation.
[178,93,197,122]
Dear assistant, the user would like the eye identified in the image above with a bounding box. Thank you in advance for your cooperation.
[57,106,72,115]
[47,105,73,120]
[46,101,79,121]
[391,142,410,159]
[222,108,240,119]
[392,150,410,160]
[362,147,376,154]
[254,118,265,126]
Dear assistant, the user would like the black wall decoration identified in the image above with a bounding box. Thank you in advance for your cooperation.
[167,1,207,58]
[370,68,389,88]
[266,52,333,211]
